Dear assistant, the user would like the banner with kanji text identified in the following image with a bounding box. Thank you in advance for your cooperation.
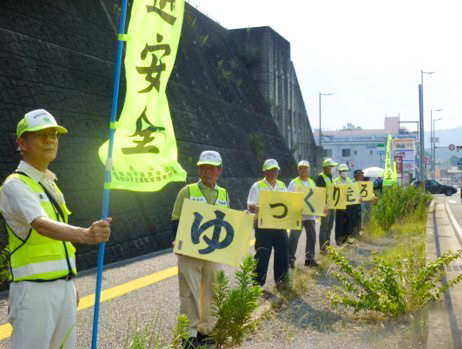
[99,0,187,191]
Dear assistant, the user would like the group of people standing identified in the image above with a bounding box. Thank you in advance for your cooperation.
[172,151,366,348]
[0,108,367,349]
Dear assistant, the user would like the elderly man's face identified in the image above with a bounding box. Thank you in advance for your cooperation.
[298,166,310,179]
[198,164,222,188]
[354,173,364,181]
[264,168,279,181]
[17,128,59,166]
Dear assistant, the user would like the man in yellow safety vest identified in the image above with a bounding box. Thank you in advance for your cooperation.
[171,150,229,348]
[0,109,111,349]
[315,158,338,253]
[247,159,289,288]
[287,160,318,268]
[333,164,352,245]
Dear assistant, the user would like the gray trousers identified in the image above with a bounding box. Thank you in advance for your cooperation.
[319,209,335,251]
[289,220,316,263]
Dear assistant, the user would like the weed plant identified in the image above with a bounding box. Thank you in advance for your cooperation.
[211,255,263,348]
[326,186,462,315]
[125,313,194,349]
[369,185,431,232]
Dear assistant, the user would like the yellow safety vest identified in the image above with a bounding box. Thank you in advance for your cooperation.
[187,183,228,208]
[257,179,285,192]
[293,177,315,191]
[1,173,77,282]
[334,177,352,184]
[319,172,333,189]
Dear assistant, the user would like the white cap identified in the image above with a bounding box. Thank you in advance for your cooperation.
[298,160,310,168]
[339,164,349,172]
[263,159,280,171]
[197,150,222,166]
[17,109,68,138]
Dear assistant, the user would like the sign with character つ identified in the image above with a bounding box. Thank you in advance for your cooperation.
[258,191,304,230]
[174,199,254,267]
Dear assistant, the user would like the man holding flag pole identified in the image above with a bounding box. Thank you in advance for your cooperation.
[0,109,111,349]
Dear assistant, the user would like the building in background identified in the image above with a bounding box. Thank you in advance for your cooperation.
[316,116,417,183]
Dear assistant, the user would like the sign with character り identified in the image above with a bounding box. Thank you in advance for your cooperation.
[258,191,304,230]
[327,184,348,210]
[299,186,327,216]
[174,199,254,267]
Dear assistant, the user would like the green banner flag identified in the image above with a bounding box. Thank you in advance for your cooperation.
[383,134,394,186]
[99,0,187,191]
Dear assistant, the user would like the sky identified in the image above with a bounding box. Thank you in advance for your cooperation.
[187,0,462,133]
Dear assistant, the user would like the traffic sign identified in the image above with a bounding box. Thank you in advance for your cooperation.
[449,144,455,151]
[423,156,430,164]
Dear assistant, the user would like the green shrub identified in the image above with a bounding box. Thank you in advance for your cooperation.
[211,255,263,348]
[368,185,431,232]
[327,246,462,315]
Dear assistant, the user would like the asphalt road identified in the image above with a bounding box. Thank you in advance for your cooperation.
[0,223,329,349]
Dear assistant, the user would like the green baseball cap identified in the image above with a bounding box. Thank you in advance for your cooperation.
[339,164,349,172]
[17,109,68,138]
[323,158,338,168]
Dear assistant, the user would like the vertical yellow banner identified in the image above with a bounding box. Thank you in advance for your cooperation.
[99,0,187,191]
[258,191,304,230]
[174,200,254,267]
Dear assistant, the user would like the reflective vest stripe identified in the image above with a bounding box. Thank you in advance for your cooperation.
[11,258,76,279]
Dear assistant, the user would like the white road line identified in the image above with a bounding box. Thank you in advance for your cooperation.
[445,200,462,243]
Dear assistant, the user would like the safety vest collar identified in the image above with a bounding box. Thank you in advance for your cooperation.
[258,179,285,191]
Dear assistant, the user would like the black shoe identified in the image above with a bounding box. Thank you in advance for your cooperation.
[197,332,215,346]
[304,260,319,267]
[289,260,295,269]
[183,336,200,349]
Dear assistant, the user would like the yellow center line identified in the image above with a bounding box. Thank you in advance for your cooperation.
[0,239,256,340]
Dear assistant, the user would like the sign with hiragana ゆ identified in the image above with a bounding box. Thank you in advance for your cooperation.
[258,191,304,230]
[299,186,327,216]
[174,199,254,267]
[358,181,374,201]
[99,0,187,191]
[327,184,347,210]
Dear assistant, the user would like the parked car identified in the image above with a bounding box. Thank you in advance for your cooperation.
[412,180,457,196]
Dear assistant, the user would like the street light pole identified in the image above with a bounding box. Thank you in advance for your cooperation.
[433,116,443,180]
[430,109,442,180]
[419,70,435,184]
[319,92,333,147]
